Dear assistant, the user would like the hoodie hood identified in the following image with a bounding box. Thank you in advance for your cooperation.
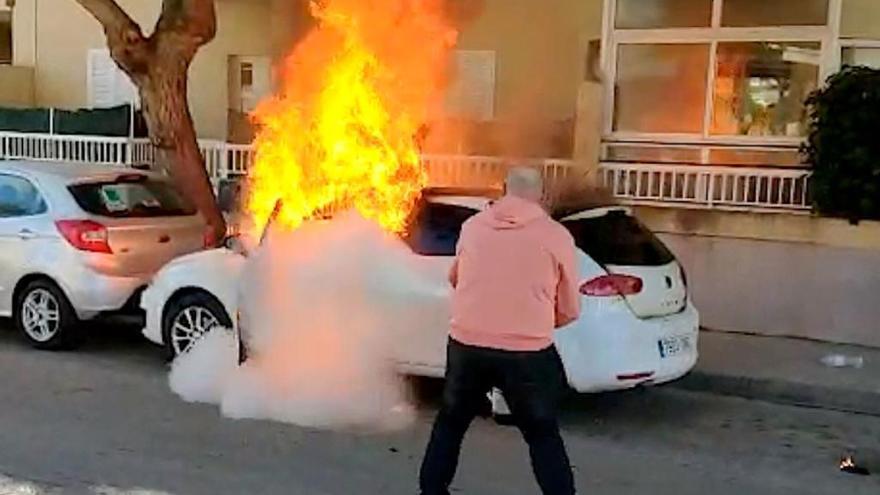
[480,195,548,230]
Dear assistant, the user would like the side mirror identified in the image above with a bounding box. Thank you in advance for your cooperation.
[223,235,248,256]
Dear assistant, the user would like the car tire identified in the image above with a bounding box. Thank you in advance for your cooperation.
[162,291,232,360]
[14,279,82,350]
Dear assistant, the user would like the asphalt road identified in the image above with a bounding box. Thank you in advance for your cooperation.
[0,321,878,495]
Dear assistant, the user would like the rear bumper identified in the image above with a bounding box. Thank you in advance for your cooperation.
[140,284,164,345]
[58,267,149,320]
[555,301,700,393]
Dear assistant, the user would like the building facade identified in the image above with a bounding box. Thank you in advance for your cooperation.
[1,0,879,346]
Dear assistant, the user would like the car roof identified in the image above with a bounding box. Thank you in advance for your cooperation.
[0,160,156,184]
[422,187,500,211]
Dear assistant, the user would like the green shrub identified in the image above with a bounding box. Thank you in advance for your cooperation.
[803,66,880,222]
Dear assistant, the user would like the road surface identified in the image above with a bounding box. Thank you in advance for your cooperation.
[0,322,878,494]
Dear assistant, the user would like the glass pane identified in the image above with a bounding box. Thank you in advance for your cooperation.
[563,211,674,266]
[0,11,11,64]
[616,0,712,29]
[842,47,880,69]
[708,148,803,166]
[605,145,703,164]
[614,44,710,134]
[403,202,478,256]
[0,175,46,217]
[711,42,820,137]
[722,0,829,27]
[68,176,196,218]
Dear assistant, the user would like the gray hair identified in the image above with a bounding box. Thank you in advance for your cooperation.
[505,166,544,199]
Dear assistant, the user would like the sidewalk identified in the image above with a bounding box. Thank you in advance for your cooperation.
[673,329,880,416]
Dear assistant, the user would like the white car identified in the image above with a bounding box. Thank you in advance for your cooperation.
[142,189,699,393]
[0,160,206,349]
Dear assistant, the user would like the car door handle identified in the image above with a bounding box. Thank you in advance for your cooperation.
[18,229,37,240]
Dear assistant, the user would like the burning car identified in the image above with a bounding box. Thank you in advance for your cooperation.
[141,187,699,393]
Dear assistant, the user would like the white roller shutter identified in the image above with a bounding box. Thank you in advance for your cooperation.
[446,50,496,121]
[87,49,138,108]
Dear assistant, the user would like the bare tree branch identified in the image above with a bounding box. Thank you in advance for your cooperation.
[74,0,139,32]
[156,0,217,46]
[74,0,149,75]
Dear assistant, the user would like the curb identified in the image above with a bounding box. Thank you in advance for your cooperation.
[671,370,880,417]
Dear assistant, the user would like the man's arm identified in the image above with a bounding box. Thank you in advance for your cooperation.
[555,234,581,328]
[449,225,466,288]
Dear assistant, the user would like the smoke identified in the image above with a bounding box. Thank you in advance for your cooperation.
[169,213,452,432]
[422,0,599,159]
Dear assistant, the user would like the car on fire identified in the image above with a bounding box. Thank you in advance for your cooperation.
[141,187,699,393]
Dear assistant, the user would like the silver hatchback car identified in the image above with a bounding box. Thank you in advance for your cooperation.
[0,160,207,349]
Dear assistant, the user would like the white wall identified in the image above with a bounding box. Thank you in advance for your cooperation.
[661,234,880,348]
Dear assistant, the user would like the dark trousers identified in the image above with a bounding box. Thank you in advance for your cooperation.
[420,339,575,495]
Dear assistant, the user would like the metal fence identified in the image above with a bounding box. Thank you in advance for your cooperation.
[0,131,813,213]
[599,162,812,211]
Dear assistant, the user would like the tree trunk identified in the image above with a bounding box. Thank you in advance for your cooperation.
[138,50,226,245]
[74,0,226,245]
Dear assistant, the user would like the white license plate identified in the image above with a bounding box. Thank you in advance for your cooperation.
[658,335,692,358]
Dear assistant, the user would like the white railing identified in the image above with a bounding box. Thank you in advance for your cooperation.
[0,131,814,212]
[422,154,576,191]
[1,131,132,166]
[599,162,812,211]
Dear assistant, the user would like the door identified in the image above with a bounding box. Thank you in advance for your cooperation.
[395,201,480,369]
[229,55,272,113]
[0,173,51,316]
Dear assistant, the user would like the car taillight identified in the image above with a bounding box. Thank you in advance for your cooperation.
[55,220,112,254]
[580,274,643,297]
[204,226,219,249]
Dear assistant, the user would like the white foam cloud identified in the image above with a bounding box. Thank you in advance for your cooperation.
[169,213,438,432]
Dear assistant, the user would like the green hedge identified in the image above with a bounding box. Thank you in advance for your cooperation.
[804,66,880,222]
[0,105,148,137]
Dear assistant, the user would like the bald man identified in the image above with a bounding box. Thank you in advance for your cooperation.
[420,167,580,495]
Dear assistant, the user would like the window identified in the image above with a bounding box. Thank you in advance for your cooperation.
[0,8,11,65]
[603,0,838,167]
[721,0,829,27]
[0,175,47,218]
[842,46,880,69]
[616,0,712,29]
[240,62,254,88]
[87,49,138,108]
[403,201,478,256]
[445,50,496,121]
[562,210,674,266]
[614,44,710,133]
[711,42,820,137]
[68,175,195,218]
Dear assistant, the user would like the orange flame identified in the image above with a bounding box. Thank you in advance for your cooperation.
[246,0,458,235]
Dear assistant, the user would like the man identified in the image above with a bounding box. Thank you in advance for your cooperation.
[420,167,581,495]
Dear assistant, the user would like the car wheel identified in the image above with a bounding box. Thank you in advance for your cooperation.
[162,292,232,360]
[14,279,82,350]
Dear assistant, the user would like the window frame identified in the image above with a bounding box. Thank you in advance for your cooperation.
[601,0,843,152]
[840,38,880,68]
[0,173,49,219]
[0,7,12,66]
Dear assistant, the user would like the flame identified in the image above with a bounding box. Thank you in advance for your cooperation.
[246,0,458,235]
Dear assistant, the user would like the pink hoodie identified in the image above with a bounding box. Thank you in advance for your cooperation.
[449,195,581,352]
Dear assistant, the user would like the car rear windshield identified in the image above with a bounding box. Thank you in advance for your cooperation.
[562,210,675,266]
[404,201,479,256]
[68,175,197,218]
